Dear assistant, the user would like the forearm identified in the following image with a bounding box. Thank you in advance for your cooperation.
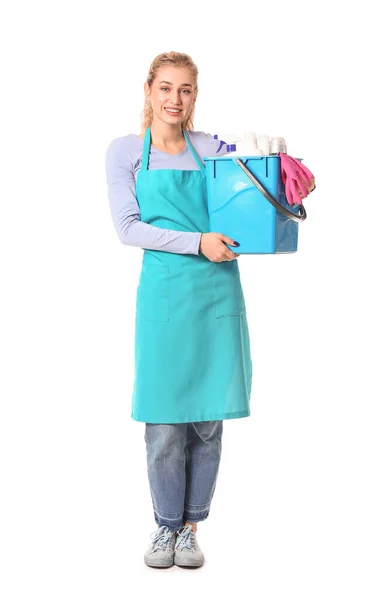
[116,216,202,255]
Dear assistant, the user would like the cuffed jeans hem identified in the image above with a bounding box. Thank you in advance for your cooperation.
[154,509,183,532]
[182,509,210,523]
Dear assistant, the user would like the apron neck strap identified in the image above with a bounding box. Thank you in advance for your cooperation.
[141,126,151,171]
[141,126,206,174]
[183,130,206,174]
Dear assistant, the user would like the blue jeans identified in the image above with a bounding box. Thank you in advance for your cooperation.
[144,420,223,532]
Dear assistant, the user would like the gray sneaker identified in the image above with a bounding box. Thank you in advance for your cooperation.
[174,525,204,568]
[144,525,177,568]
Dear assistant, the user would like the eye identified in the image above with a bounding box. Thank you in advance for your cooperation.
[160,87,191,94]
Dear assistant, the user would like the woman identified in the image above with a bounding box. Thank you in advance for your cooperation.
[105,51,253,569]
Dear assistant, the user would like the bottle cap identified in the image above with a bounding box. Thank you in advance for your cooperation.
[270,137,287,154]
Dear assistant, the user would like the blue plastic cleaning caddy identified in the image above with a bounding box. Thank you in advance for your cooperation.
[202,155,307,254]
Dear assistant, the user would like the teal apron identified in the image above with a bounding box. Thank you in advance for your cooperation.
[132,126,252,423]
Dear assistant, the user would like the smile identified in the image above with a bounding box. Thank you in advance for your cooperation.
[164,108,182,115]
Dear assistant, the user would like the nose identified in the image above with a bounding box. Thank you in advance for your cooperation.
[169,90,182,105]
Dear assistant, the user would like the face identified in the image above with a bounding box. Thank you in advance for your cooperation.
[145,66,197,126]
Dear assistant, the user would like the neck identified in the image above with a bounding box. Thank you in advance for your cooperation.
[149,122,185,146]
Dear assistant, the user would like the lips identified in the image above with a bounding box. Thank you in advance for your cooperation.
[164,107,182,114]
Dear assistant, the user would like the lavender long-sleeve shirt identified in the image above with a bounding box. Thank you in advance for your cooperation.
[105,131,228,255]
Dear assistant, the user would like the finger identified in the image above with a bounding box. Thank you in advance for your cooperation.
[285,178,294,206]
[307,177,316,193]
[224,251,238,260]
[295,173,309,198]
[220,234,238,246]
[288,156,315,181]
[290,178,303,204]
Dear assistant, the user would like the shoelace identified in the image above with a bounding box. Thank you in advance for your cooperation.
[150,526,175,553]
[175,525,196,551]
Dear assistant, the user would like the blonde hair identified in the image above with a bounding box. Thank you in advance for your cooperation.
[140,51,198,136]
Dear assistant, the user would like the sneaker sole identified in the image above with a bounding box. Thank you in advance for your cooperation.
[174,556,204,568]
[144,557,174,568]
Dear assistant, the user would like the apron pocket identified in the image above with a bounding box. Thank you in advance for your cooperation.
[137,264,170,322]
[212,261,245,319]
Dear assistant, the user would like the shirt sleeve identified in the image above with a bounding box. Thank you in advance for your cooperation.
[105,138,202,255]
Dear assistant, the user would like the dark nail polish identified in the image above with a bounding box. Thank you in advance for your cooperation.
[234,241,240,246]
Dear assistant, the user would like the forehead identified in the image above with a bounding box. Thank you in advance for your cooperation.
[154,66,195,86]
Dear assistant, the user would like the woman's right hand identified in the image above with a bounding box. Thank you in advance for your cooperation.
[199,233,240,262]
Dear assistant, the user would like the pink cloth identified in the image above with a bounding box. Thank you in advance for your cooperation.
[279,153,316,205]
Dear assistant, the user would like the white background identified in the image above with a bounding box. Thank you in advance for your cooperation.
[1,1,367,598]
